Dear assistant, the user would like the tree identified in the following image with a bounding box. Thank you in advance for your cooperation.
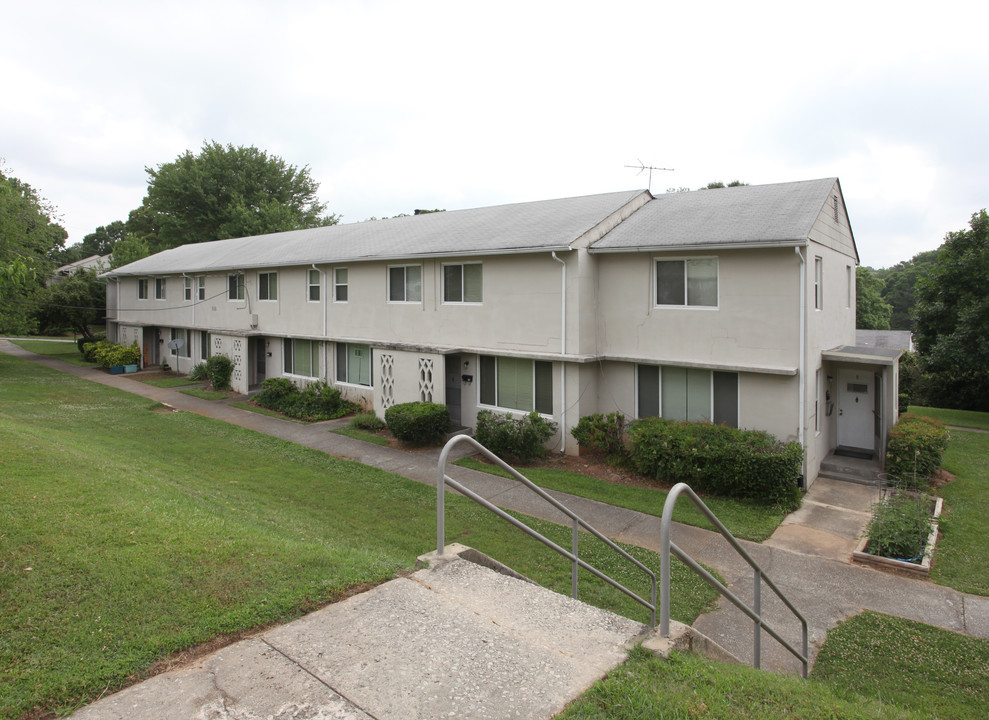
[912,210,989,411]
[33,267,106,339]
[127,141,338,252]
[0,166,68,333]
[874,249,938,330]
[855,266,892,330]
[81,220,127,256]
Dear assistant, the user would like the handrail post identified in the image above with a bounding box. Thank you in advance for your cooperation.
[572,519,579,599]
[753,568,762,670]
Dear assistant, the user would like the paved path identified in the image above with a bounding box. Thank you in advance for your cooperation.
[4,339,989,688]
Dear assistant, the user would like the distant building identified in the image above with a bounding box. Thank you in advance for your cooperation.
[51,254,110,284]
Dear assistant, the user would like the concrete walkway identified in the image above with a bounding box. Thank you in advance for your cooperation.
[5,341,989,714]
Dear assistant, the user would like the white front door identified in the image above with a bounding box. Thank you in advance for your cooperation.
[837,368,874,450]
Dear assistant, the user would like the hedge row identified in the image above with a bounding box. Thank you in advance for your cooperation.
[885,413,950,489]
[82,340,141,368]
[385,402,450,445]
[254,378,357,421]
[475,410,558,462]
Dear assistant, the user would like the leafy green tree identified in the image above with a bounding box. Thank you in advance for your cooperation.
[0,166,68,333]
[127,141,338,252]
[109,236,150,269]
[855,266,892,329]
[33,268,106,339]
[81,220,127,256]
[913,210,989,411]
[874,249,938,330]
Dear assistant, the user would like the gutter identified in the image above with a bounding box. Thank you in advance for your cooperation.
[795,246,807,487]
[551,251,567,452]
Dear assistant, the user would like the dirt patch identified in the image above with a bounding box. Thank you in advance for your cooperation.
[930,468,956,489]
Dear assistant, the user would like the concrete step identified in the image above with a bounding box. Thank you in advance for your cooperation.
[69,544,657,720]
[818,468,882,486]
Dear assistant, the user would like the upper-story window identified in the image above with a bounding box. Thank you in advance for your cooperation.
[388,265,421,303]
[334,268,348,302]
[814,257,823,310]
[443,263,482,303]
[228,274,245,301]
[138,278,149,300]
[184,276,193,301]
[197,276,206,301]
[258,272,277,301]
[308,269,321,302]
[155,277,167,300]
[655,258,717,307]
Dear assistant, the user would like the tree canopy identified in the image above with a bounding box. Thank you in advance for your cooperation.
[127,141,338,252]
[913,209,989,411]
[0,167,67,300]
[874,249,938,330]
[33,267,106,339]
[855,266,892,330]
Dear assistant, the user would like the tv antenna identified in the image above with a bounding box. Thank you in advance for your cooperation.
[625,160,673,191]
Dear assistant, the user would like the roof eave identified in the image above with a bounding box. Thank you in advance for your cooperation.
[587,239,808,254]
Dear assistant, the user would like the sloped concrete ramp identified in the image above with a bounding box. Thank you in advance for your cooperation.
[70,545,647,720]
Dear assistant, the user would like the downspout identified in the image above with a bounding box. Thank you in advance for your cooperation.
[552,252,567,452]
[795,246,807,487]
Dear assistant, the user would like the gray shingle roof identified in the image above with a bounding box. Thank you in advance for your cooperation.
[105,190,647,276]
[589,178,840,252]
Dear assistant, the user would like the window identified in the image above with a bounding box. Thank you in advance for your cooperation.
[200,330,209,360]
[655,258,717,307]
[388,265,421,303]
[184,276,193,301]
[814,257,823,310]
[334,268,348,302]
[169,328,190,358]
[443,263,482,303]
[479,356,553,414]
[198,276,206,301]
[138,278,149,300]
[637,365,738,427]
[336,343,371,386]
[228,274,245,300]
[155,277,166,300]
[308,269,321,302]
[258,272,277,301]
[284,339,320,378]
[833,195,839,223]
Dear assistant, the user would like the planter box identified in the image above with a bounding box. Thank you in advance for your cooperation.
[124,364,139,373]
[853,496,943,576]
[109,365,125,375]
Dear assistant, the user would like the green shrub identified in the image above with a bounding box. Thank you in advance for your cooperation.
[351,412,385,431]
[82,340,141,368]
[254,377,357,421]
[885,413,950,489]
[627,417,802,509]
[474,410,558,462]
[865,489,934,560]
[189,363,208,381]
[571,412,627,463]
[385,402,450,445]
[204,354,234,390]
[77,334,105,355]
[898,393,910,415]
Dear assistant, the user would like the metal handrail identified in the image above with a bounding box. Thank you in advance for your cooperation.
[660,482,809,678]
[437,435,657,626]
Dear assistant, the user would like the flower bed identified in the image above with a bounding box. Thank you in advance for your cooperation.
[853,491,943,576]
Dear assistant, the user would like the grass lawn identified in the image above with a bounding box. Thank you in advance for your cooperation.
[909,405,989,431]
[139,377,202,388]
[0,353,716,720]
[455,457,787,542]
[331,425,390,446]
[178,387,233,401]
[229,400,306,422]
[7,338,98,368]
[930,428,989,595]
[559,612,989,720]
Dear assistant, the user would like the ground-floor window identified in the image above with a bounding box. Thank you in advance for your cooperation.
[170,328,191,358]
[200,331,209,360]
[479,355,553,414]
[336,343,371,386]
[637,365,738,427]
[284,339,320,378]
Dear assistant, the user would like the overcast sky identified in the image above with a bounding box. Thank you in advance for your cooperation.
[4,0,987,269]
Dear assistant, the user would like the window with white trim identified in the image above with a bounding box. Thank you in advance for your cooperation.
[479,356,553,414]
[655,258,718,307]
[636,365,738,427]
[336,343,371,386]
[228,274,245,300]
[200,330,209,360]
[308,269,321,302]
[814,257,823,310]
[138,278,149,300]
[284,339,320,378]
[334,268,348,302]
[170,328,190,358]
[184,276,192,301]
[388,265,421,303]
[443,263,482,303]
[197,276,206,301]
[155,277,166,300]
[258,272,277,301]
